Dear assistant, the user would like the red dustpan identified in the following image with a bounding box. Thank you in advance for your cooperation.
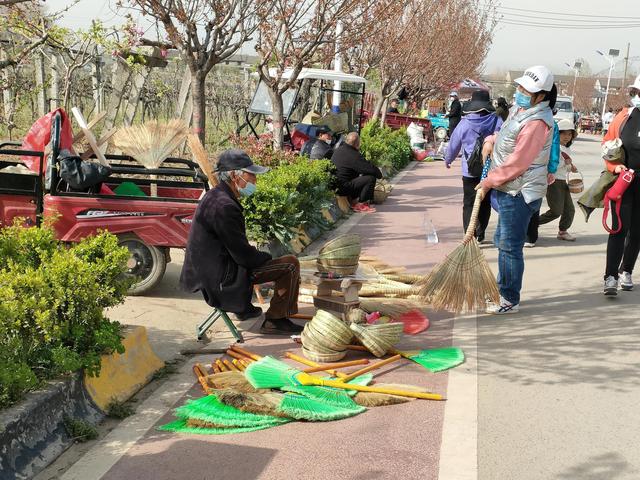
[396,310,430,335]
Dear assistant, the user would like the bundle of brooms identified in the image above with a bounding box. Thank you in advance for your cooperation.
[113,119,189,196]
[417,190,499,312]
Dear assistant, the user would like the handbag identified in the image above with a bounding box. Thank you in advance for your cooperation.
[603,169,635,233]
[59,152,111,192]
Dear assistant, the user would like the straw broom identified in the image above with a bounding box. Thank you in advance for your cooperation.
[113,120,189,196]
[417,190,499,313]
[187,133,218,187]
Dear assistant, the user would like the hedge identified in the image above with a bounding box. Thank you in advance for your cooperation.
[360,119,413,173]
[0,224,131,409]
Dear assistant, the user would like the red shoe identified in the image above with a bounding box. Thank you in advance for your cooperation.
[352,202,376,213]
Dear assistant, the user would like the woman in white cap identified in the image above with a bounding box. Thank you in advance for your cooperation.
[477,65,557,314]
[600,75,640,295]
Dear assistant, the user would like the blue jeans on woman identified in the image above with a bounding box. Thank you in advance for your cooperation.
[493,191,542,305]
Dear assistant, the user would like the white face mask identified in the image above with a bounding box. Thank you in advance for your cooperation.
[324,138,332,145]
[632,95,640,108]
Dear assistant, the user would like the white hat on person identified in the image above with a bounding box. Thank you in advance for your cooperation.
[449,91,458,97]
[628,74,640,89]
[557,118,576,131]
[515,66,555,93]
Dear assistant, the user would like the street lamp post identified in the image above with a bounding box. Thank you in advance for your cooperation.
[597,49,620,117]
[565,61,582,97]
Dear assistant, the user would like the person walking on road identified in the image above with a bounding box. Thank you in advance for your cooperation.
[601,75,640,295]
[602,107,615,136]
[538,118,578,241]
[477,66,557,314]
[445,90,503,242]
[446,91,462,137]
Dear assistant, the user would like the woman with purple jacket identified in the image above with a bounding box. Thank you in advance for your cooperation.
[445,90,503,242]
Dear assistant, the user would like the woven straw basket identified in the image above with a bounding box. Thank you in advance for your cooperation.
[301,310,353,361]
[350,322,403,357]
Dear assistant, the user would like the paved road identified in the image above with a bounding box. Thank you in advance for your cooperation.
[49,134,640,480]
[477,134,640,479]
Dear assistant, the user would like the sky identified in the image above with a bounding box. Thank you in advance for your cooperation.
[47,0,640,79]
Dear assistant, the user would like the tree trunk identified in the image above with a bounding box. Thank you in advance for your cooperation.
[372,95,385,120]
[380,97,389,125]
[191,72,207,144]
[268,87,285,150]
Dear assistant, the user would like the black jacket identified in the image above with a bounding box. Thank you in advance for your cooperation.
[301,138,333,160]
[331,144,382,186]
[447,99,462,131]
[180,182,271,312]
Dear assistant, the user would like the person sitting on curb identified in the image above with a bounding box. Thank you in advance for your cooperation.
[301,125,334,160]
[331,132,383,213]
[180,149,303,335]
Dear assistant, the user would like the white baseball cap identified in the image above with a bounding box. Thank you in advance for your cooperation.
[556,118,576,133]
[449,91,458,97]
[515,66,555,93]
[628,74,640,89]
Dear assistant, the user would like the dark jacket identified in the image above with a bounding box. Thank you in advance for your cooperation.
[180,182,272,312]
[447,99,462,132]
[301,138,333,160]
[331,143,382,185]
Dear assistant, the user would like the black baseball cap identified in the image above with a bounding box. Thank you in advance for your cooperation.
[215,149,269,174]
[316,125,332,135]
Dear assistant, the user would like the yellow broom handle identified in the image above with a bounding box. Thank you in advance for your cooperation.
[285,352,349,379]
[338,354,402,382]
[302,359,369,374]
[297,373,444,401]
[463,190,484,243]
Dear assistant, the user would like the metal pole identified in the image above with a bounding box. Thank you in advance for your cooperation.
[602,59,613,118]
[572,68,578,97]
[623,42,631,86]
[332,21,343,113]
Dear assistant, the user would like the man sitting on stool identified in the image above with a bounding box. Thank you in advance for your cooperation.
[331,132,382,213]
[300,125,334,160]
[180,149,303,335]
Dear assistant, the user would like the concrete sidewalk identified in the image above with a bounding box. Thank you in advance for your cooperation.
[58,160,472,480]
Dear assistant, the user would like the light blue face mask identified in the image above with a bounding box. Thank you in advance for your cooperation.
[515,91,532,109]
[632,95,640,108]
[238,178,257,197]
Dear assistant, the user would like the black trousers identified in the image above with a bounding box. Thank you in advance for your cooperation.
[527,210,540,243]
[462,176,491,240]
[338,175,376,203]
[605,178,640,278]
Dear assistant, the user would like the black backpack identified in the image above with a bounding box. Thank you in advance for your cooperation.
[467,116,498,178]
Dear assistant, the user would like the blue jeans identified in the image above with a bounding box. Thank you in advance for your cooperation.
[493,191,542,305]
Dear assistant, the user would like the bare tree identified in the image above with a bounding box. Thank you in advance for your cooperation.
[125,0,262,143]
[254,0,396,149]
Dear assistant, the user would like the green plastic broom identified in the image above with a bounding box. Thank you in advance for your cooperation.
[347,345,465,373]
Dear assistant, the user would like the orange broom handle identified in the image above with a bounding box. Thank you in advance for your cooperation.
[227,349,252,361]
[222,359,240,372]
[301,358,369,374]
[338,354,402,382]
[230,345,262,361]
[285,352,348,379]
[464,190,484,244]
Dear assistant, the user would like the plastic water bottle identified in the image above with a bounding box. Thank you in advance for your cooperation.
[424,215,439,245]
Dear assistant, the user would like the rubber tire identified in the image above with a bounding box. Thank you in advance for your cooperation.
[435,127,448,141]
[118,234,167,295]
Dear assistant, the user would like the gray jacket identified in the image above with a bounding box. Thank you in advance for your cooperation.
[490,101,555,203]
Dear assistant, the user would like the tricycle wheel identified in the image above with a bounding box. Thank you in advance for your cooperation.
[435,127,448,141]
[118,234,167,295]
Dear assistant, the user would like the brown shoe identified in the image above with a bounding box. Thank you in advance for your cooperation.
[259,318,303,335]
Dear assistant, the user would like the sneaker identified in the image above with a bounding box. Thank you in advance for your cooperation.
[486,296,520,315]
[557,231,576,242]
[604,275,618,296]
[259,318,304,335]
[352,202,376,213]
[619,271,633,291]
[524,242,536,248]
[235,304,263,321]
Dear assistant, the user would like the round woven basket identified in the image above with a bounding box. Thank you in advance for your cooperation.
[349,322,403,357]
[567,171,584,194]
[318,256,361,267]
[300,310,353,359]
[320,234,361,253]
[347,308,367,324]
[316,262,359,276]
[318,244,362,259]
[302,347,346,363]
[301,326,342,354]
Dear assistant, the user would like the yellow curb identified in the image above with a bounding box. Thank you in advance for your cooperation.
[84,325,164,411]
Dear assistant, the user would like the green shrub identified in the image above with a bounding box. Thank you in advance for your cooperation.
[63,416,99,442]
[0,225,130,409]
[241,158,334,246]
[361,119,413,173]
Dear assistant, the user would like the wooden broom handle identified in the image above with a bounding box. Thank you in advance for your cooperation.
[285,352,348,379]
[230,345,262,361]
[338,354,402,382]
[301,358,369,374]
[463,190,484,244]
[226,349,253,362]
